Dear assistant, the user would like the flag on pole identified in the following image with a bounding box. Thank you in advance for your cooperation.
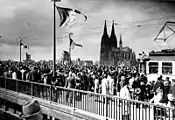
[69,33,83,49]
[55,6,87,27]
[20,42,29,49]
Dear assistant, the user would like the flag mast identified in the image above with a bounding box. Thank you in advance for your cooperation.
[69,42,71,66]
[51,0,60,80]
[53,0,56,79]
[19,37,23,63]
[68,33,73,67]
[51,0,61,101]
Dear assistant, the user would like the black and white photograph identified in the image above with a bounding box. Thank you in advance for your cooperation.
[1,0,175,120]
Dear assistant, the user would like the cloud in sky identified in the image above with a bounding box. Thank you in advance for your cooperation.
[0,0,175,61]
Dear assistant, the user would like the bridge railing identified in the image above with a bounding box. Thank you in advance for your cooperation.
[0,77,175,120]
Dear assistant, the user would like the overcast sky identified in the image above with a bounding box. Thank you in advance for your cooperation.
[0,0,175,61]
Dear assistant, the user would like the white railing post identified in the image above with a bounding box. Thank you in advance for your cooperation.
[104,95,107,119]
[72,90,75,108]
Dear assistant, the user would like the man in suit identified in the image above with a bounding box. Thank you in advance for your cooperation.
[65,72,75,103]
[153,76,164,95]
[28,66,38,82]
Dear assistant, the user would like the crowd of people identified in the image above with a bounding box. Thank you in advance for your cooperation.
[0,60,175,110]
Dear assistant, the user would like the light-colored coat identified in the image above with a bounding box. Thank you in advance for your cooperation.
[94,79,99,93]
[120,85,131,99]
[12,72,17,79]
[101,78,109,95]
[108,75,114,95]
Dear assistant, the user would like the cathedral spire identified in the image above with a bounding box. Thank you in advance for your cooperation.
[110,20,117,47]
[119,33,122,48]
[103,19,108,36]
[111,20,115,36]
[100,20,110,65]
[101,20,109,45]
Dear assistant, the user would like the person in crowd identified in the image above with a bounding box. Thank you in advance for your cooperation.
[94,75,99,93]
[132,75,141,100]
[20,67,26,80]
[120,80,131,120]
[163,79,171,104]
[3,67,8,78]
[149,87,167,117]
[65,72,75,103]
[167,94,175,118]
[28,67,38,82]
[101,72,109,95]
[119,76,126,90]
[128,73,135,89]
[12,68,17,79]
[108,72,114,95]
[145,81,154,101]
[153,76,164,95]
[16,67,22,80]
[120,80,131,99]
[7,68,13,78]
[169,82,175,101]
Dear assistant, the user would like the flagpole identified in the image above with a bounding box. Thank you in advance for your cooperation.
[19,38,22,63]
[69,45,71,66]
[51,0,60,102]
[53,0,56,79]
[20,40,21,63]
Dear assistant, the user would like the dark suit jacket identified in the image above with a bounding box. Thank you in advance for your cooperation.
[153,81,164,94]
[29,70,38,82]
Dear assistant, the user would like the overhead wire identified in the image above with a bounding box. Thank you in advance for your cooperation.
[58,15,175,40]
[91,15,175,30]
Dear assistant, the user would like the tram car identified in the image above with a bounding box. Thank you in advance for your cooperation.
[146,49,175,82]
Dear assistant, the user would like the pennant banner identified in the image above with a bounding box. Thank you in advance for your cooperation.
[22,45,29,49]
[69,33,83,49]
[56,6,87,27]
[20,42,29,49]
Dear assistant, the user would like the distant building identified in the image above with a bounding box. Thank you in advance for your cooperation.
[100,20,137,67]
[72,58,93,66]
[23,52,35,63]
[62,51,70,65]
[26,52,31,60]
[82,60,93,66]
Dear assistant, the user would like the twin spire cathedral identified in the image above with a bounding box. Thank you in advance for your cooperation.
[100,20,137,67]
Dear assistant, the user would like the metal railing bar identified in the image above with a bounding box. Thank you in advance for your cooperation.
[1,76,175,120]
[0,76,174,110]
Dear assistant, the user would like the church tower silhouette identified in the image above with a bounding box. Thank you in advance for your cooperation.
[100,20,137,66]
[100,20,118,65]
[110,20,117,48]
[100,20,110,65]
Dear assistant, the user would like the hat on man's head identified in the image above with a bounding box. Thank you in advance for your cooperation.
[21,100,42,118]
